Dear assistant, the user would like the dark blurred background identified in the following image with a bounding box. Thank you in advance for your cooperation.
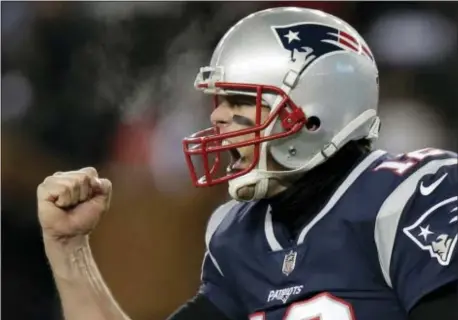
[1,1,457,319]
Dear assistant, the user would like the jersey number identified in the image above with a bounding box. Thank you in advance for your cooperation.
[249,293,355,320]
[374,148,447,175]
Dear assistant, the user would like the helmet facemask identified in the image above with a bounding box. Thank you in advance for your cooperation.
[182,66,307,189]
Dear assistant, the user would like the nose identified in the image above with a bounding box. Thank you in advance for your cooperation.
[210,99,233,129]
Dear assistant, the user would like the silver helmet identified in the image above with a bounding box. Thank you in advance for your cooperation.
[183,7,380,201]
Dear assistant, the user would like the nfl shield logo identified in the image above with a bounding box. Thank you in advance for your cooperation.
[282,250,297,276]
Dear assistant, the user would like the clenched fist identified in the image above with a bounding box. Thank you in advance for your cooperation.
[37,167,112,241]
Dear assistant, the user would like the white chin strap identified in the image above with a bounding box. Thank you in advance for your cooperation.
[228,109,380,202]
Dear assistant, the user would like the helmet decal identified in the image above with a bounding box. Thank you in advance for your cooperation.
[272,23,374,74]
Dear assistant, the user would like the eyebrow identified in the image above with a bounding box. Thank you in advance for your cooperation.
[225,95,257,107]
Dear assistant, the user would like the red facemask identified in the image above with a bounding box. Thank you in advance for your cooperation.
[182,75,307,187]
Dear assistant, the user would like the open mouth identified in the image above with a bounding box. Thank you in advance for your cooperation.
[227,148,245,173]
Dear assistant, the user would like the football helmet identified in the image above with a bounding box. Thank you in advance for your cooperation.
[183,7,380,201]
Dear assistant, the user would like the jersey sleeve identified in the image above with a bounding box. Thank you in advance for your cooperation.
[198,201,245,320]
[374,150,458,311]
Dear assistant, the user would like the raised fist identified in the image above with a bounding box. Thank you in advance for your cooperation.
[37,167,112,241]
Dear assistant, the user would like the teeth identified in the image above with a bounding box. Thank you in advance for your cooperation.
[233,158,243,167]
[224,142,245,173]
[226,157,244,173]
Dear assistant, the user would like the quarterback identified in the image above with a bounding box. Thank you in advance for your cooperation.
[37,7,457,320]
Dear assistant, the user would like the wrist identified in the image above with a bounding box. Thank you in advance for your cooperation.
[43,232,90,248]
[43,234,93,280]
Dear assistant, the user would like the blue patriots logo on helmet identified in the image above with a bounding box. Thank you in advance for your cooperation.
[272,23,373,74]
[403,197,458,266]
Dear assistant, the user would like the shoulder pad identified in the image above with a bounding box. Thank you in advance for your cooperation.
[205,200,239,249]
[374,150,457,287]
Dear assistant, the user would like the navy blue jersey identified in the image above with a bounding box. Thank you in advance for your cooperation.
[199,149,458,320]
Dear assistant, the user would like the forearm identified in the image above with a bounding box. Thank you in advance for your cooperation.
[44,236,130,320]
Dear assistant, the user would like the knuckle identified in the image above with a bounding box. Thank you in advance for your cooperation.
[60,183,72,195]
[44,176,74,189]
[105,179,113,189]
[81,167,98,177]
[43,176,55,185]
[68,180,80,192]
[79,173,91,185]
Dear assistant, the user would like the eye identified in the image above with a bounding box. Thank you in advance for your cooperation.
[232,115,255,127]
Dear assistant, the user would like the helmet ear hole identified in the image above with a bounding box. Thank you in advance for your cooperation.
[305,116,321,131]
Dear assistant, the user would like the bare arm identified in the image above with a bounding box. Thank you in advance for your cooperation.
[37,168,133,320]
[44,236,130,320]
[38,168,228,320]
